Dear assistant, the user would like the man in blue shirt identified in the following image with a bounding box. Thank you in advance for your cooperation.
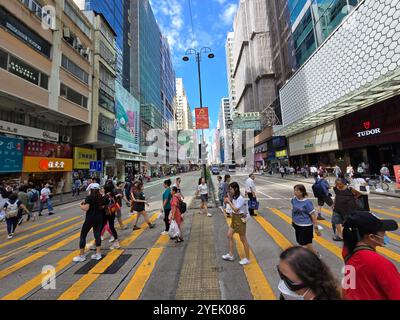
[316,174,333,221]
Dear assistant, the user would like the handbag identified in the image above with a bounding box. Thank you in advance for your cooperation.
[248,199,259,210]
[168,220,180,239]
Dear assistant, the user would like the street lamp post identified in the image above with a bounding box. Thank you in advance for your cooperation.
[227,119,235,166]
[183,47,215,180]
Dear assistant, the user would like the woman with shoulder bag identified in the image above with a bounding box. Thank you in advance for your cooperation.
[73,183,106,262]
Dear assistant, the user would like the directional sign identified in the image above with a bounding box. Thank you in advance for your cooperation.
[89,161,97,172]
[96,160,103,172]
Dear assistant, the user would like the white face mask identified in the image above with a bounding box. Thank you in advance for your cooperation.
[278,280,310,300]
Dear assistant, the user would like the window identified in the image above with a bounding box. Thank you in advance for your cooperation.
[61,55,89,84]
[64,0,91,38]
[60,83,88,108]
[99,89,115,112]
[99,40,115,66]
[0,50,7,69]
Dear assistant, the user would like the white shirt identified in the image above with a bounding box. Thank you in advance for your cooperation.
[198,184,208,195]
[226,195,246,215]
[310,166,317,173]
[245,178,256,193]
[41,188,51,199]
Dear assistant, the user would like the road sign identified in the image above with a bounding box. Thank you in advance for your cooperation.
[90,160,103,172]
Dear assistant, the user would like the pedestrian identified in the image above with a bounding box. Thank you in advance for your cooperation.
[357,164,364,175]
[312,173,332,221]
[124,178,132,206]
[17,185,29,225]
[38,183,55,216]
[245,173,258,216]
[220,174,231,217]
[380,164,392,183]
[131,181,155,230]
[101,184,120,249]
[129,181,139,213]
[346,164,354,179]
[310,165,318,181]
[173,177,184,199]
[342,211,400,300]
[72,178,82,197]
[279,166,285,178]
[217,175,223,207]
[277,246,341,300]
[333,165,341,178]
[222,182,251,265]
[161,179,172,235]
[196,177,211,217]
[170,186,184,243]
[73,183,106,262]
[331,178,362,241]
[291,184,321,256]
[352,173,370,211]
[3,192,29,239]
[113,181,128,230]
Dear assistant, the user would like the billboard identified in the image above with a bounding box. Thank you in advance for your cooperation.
[0,136,24,173]
[195,107,209,129]
[115,82,140,153]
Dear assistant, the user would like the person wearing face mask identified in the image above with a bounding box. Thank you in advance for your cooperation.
[277,246,342,300]
[342,211,400,300]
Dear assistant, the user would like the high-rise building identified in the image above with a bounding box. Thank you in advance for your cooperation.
[288,0,361,68]
[225,32,236,116]
[175,78,193,131]
[0,0,94,190]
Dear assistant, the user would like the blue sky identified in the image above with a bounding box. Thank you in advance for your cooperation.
[150,0,238,144]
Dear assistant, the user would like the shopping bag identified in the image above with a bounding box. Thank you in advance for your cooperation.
[248,199,259,210]
[157,210,165,220]
[168,220,180,239]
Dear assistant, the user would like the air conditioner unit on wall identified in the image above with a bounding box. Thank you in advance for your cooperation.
[63,27,71,39]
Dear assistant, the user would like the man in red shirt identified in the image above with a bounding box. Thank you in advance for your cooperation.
[342,211,400,300]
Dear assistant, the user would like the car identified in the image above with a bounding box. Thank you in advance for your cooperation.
[211,166,220,175]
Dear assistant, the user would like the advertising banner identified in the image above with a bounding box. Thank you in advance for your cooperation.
[0,136,24,173]
[23,157,73,172]
[0,120,58,142]
[394,165,400,190]
[25,140,72,158]
[73,147,97,169]
[115,82,140,153]
[195,107,209,129]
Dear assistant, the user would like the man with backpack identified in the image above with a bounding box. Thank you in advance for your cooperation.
[27,186,39,221]
[3,192,29,239]
[312,173,333,221]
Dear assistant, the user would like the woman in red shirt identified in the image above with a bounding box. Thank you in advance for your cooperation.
[170,186,184,243]
[342,211,400,300]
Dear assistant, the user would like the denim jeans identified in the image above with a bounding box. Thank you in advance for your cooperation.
[382,175,392,183]
[6,217,18,235]
[39,198,54,213]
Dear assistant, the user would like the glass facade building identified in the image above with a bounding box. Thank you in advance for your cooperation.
[289,0,361,68]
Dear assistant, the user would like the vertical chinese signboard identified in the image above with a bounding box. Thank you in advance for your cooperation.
[195,107,209,129]
[0,136,24,172]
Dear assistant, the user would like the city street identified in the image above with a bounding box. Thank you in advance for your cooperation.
[1,171,399,300]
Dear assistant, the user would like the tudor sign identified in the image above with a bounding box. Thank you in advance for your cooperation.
[356,121,381,138]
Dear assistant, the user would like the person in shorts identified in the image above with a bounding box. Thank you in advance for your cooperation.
[196,177,211,217]
[291,184,321,256]
[114,181,128,230]
[315,173,333,221]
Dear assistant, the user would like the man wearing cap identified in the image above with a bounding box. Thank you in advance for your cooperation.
[342,211,400,300]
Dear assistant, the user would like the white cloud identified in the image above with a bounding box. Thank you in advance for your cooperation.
[219,3,238,26]
[215,0,227,4]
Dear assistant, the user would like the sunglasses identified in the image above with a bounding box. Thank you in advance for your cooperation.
[277,266,308,292]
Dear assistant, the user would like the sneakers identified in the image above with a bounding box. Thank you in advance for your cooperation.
[239,258,250,265]
[48,212,55,216]
[332,235,343,241]
[161,231,168,235]
[109,236,115,243]
[317,215,326,220]
[73,255,86,263]
[132,225,141,231]
[7,234,12,239]
[148,223,156,229]
[207,213,212,217]
[222,253,234,261]
[110,242,120,249]
[91,253,102,260]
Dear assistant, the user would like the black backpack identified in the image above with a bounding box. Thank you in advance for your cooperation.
[30,190,39,202]
[179,200,187,214]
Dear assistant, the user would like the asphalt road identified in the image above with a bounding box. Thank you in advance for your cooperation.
[1,170,399,300]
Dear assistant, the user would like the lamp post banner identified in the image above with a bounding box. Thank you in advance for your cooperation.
[195,107,209,129]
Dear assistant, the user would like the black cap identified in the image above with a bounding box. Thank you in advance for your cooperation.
[344,211,398,234]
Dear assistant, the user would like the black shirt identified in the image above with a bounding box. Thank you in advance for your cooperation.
[84,195,109,217]
[133,191,145,211]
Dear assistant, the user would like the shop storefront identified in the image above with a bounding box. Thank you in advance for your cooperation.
[265,136,288,172]
[276,149,289,167]
[288,121,340,170]
[73,147,97,179]
[0,136,24,185]
[339,96,400,175]
[22,140,73,193]
[116,150,146,181]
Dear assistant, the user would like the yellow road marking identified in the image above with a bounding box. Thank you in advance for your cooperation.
[253,216,292,250]
[58,250,124,300]
[0,216,61,235]
[118,235,169,300]
[391,207,400,211]
[0,216,81,248]
[120,212,159,247]
[224,216,276,300]
[321,208,400,243]
[0,215,136,280]
[269,208,342,259]
[371,208,400,219]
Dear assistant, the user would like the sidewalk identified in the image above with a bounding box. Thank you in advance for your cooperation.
[265,173,400,198]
